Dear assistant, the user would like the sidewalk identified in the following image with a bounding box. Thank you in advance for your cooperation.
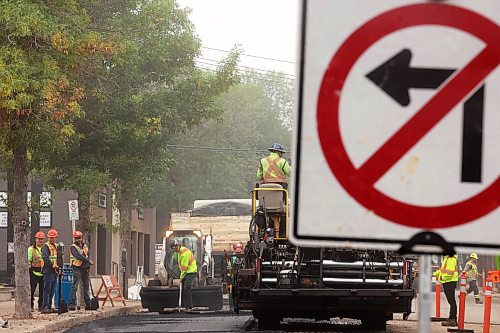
[0,298,141,333]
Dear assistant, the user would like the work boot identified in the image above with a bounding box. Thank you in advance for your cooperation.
[442,319,458,327]
[40,307,52,314]
[68,305,77,311]
[475,298,484,304]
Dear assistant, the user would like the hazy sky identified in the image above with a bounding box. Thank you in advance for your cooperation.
[177,0,300,77]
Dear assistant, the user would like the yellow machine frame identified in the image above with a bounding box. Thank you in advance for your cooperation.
[251,187,289,240]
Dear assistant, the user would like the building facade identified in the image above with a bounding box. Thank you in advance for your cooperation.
[0,176,156,282]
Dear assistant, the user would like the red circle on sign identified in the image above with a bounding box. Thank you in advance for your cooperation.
[317,4,500,229]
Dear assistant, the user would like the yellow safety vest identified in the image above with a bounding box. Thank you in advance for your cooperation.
[28,245,44,277]
[177,246,197,279]
[465,260,478,280]
[257,153,290,183]
[437,255,458,283]
[70,243,89,267]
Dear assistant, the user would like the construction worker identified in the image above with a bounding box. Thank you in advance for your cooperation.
[170,239,197,310]
[41,229,59,313]
[228,242,244,310]
[433,254,459,327]
[28,231,45,311]
[68,230,94,311]
[462,253,483,304]
[257,143,291,188]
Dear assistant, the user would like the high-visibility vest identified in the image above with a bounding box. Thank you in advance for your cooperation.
[70,243,89,267]
[177,246,197,279]
[44,241,58,268]
[257,153,288,183]
[465,260,478,280]
[438,255,458,283]
[28,245,44,277]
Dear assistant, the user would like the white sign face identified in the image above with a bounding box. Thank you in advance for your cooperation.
[292,1,500,253]
[40,212,51,227]
[7,242,14,253]
[68,200,79,221]
[0,212,7,228]
[0,192,7,208]
[40,192,52,208]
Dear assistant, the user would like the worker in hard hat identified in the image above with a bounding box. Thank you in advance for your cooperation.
[228,242,244,311]
[462,252,483,304]
[170,239,197,310]
[68,230,94,311]
[28,231,45,311]
[41,229,59,313]
[257,143,291,189]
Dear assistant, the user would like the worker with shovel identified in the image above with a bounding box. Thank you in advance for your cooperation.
[170,240,197,311]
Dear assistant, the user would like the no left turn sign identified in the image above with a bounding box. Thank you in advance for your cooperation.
[291,1,500,252]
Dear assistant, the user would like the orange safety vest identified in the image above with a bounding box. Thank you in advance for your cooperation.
[44,241,58,268]
[70,243,89,267]
[263,157,287,183]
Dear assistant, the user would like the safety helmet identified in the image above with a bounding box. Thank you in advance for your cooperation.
[267,143,285,153]
[169,239,180,249]
[47,229,58,238]
[73,230,83,239]
[35,231,45,239]
[233,242,244,253]
[470,252,478,259]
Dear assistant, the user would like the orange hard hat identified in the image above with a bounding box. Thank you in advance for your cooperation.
[35,231,45,239]
[233,242,244,253]
[73,230,83,238]
[47,229,58,238]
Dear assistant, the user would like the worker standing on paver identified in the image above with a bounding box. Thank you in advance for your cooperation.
[28,231,45,311]
[462,252,483,304]
[170,239,197,311]
[41,229,59,313]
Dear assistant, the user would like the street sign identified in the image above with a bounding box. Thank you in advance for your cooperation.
[68,200,79,221]
[292,1,500,253]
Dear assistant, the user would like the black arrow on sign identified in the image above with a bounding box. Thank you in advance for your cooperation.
[366,48,485,183]
[366,48,455,106]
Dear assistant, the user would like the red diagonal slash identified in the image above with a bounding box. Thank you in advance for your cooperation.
[316,3,500,228]
[358,45,499,185]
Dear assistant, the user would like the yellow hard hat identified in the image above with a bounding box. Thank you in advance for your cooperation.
[470,253,478,259]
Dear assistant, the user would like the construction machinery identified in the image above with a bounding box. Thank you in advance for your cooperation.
[140,200,251,312]
[232,184,417,330]
[140,228,224,312]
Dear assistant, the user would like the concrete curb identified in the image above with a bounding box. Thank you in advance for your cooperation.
[31,305,142,333]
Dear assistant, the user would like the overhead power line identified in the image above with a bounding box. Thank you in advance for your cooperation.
[195,65,295,84]
[198,57,295,78]
[201,46,296,64]
[166,144,270,154]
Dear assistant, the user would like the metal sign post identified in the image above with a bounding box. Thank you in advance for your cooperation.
[418,255,432,333]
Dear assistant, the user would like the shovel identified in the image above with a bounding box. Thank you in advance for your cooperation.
[178,280,182,313]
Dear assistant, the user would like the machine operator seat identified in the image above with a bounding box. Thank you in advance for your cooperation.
[258,183,285,213]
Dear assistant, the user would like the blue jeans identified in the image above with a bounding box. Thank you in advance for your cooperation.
[69,268,90,307]
[42,273,57,309]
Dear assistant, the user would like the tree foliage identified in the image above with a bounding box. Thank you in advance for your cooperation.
[0,0,112,318]
[157,71,293,213]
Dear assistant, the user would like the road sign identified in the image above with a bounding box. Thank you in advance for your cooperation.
[292,1,500,253]
[68,200,79,221]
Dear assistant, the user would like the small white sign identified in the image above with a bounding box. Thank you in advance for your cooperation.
[7,242,14,253]
[40,212,51,227]
[68,200,79,221]
[0,212,7,227]
[0,192,7,208]
[40,192,52,208]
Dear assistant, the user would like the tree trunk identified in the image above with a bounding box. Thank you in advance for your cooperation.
[116,186,132,299]
[12,143,31,318]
